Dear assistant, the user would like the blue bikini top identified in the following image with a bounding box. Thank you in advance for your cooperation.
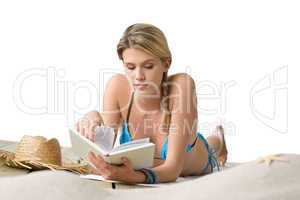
[119,91,206,160]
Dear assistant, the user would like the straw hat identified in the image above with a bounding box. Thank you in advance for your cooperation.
[0,135,90,174]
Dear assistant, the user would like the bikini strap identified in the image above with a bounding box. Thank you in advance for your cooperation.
[126,91,135,123]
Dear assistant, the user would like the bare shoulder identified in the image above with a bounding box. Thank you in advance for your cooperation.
[168,72,194,80]
[167,73,196,93]
[107,73,128,86]
[104,73,131,106]
[167,73,196,111]
[106,73,130,93]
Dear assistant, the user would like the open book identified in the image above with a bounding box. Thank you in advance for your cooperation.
[69,127,155,170]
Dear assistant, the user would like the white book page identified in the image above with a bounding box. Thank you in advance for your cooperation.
[94,126,115,153]
[110,138,150,152]
[80,174,188,187]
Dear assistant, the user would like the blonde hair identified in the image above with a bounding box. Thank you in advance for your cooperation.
[117,23,172,131]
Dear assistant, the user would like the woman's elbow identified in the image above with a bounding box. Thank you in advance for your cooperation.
[168,175,179,183]
[160,173,179,183]
[158,166,182,183]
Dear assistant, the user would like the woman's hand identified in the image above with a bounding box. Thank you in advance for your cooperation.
[88,152,143,184]
[76,111,103,142]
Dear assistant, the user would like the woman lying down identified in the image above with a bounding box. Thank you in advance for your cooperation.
[76,23,228,184]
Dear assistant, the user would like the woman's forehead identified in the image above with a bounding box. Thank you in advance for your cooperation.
[122,48,159,64]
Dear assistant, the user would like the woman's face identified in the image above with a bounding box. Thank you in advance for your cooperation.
[122,48,169,96]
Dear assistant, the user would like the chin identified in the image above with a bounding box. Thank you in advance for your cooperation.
[134,88,149,93]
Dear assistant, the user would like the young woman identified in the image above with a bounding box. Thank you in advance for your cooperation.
[76,23,228,184]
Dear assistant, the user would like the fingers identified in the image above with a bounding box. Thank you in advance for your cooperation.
[88,152,103,174]
[79,125,84,137]
[88,122,98,142]
[76,121,85,137]
[75,117,99,142]
[87,153,134,182]
[88,152,119,180]
[122,157,133,169]
[88,152,110,173]
[76,121,79,132]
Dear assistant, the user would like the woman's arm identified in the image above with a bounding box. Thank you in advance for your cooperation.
[101,74,123,143]
[76,74,123,142]
[147,73,198,183]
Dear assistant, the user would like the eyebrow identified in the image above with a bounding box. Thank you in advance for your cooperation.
[124,59,156,65]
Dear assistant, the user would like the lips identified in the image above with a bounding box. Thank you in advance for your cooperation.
[134,83,148,86]
[133,83,148,89]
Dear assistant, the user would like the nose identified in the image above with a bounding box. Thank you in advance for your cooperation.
[135,68,145,81]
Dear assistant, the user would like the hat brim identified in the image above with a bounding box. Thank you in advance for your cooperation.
[0,150,90,174]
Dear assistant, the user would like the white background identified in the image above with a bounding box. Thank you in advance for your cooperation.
[0,0,299,162]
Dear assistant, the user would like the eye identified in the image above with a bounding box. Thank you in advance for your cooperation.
[126,64,135,70]
[144,64,154,69]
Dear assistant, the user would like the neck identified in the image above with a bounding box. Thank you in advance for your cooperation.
[134,91,162,114]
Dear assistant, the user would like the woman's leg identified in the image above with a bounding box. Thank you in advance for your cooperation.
[206,125,228,166]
